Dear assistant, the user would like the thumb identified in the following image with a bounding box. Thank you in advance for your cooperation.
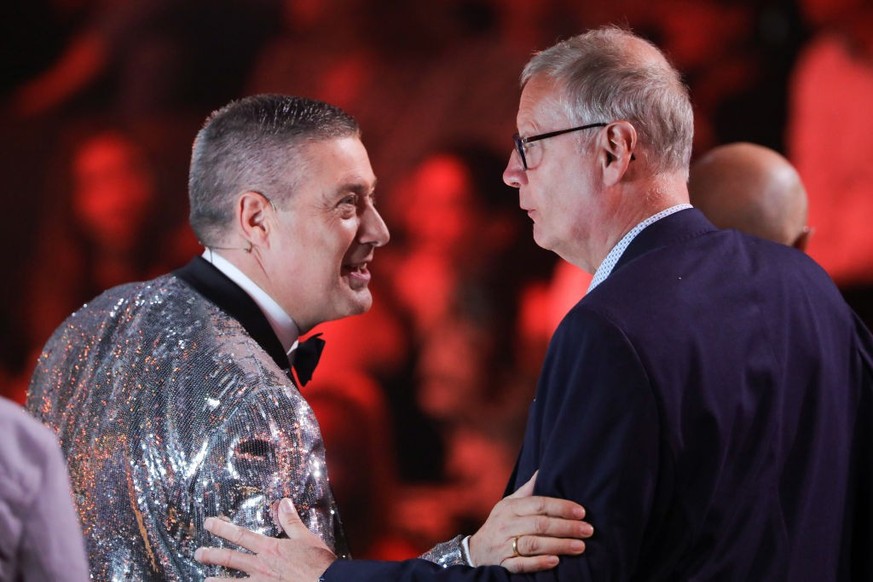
[277,498,305,536]
[508,470,538,499]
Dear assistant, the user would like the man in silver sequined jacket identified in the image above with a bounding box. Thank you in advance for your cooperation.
[26,95,388,580]
[26,95,590,581]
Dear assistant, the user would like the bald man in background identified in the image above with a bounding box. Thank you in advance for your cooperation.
[689,142,811,250]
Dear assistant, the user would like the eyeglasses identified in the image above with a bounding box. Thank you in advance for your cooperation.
[513,123,607,171]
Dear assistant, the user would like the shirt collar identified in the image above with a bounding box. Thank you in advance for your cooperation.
[588,203,692,292]
[201,249,300,355]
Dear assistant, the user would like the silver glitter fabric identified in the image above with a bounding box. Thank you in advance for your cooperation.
[26,274,348,581]
[419,535,467,568]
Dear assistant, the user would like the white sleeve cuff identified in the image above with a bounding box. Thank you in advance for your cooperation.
[461,535,474,566]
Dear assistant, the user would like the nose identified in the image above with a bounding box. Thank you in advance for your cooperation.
[361,203,390,247]
[503,150,526,189]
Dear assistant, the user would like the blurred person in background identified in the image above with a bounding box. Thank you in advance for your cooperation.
[383,142,555,491]
[787,0,873,325]
[25,123,196,364]
[0,396,89,581]
[305,371,420,560]
[689,141,811,250]
[7,0,282,120]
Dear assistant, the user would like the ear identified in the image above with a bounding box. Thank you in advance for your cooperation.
[793,225,812,252]
[600,121,637,187]
[237,191,274,249]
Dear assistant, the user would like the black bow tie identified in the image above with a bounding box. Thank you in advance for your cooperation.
[291,333,325,387]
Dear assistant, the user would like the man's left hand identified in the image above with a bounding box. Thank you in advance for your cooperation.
[195,499,336,581]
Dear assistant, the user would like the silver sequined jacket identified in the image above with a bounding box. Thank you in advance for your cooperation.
[27,272,348,581]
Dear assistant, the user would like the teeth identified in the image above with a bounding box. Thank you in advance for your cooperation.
[343,261,369,272]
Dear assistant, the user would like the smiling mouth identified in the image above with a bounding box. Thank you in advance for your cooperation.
[342,261,372,289]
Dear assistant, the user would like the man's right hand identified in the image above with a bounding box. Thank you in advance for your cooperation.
[469,471,593,573]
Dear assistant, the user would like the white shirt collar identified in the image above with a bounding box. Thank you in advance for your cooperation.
[588,204,692,292]
[201,249,300,355]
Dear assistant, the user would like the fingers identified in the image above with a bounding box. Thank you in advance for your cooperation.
[511,495,587,521]
[508,470,538,499]
[203,516,270,553]
[468,481,594,568]
[276,498,305,536]
[518,513,594,540]
[195,545,258,571]
[498,535,587,573]
[515,534,587,559]
[501,555,560,574]
[506,472,586,522]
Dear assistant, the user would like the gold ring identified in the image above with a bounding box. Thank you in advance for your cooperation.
[511,535,522,558]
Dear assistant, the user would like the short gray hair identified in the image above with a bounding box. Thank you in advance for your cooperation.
[188,94,360,244]
[522,26,693,178]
